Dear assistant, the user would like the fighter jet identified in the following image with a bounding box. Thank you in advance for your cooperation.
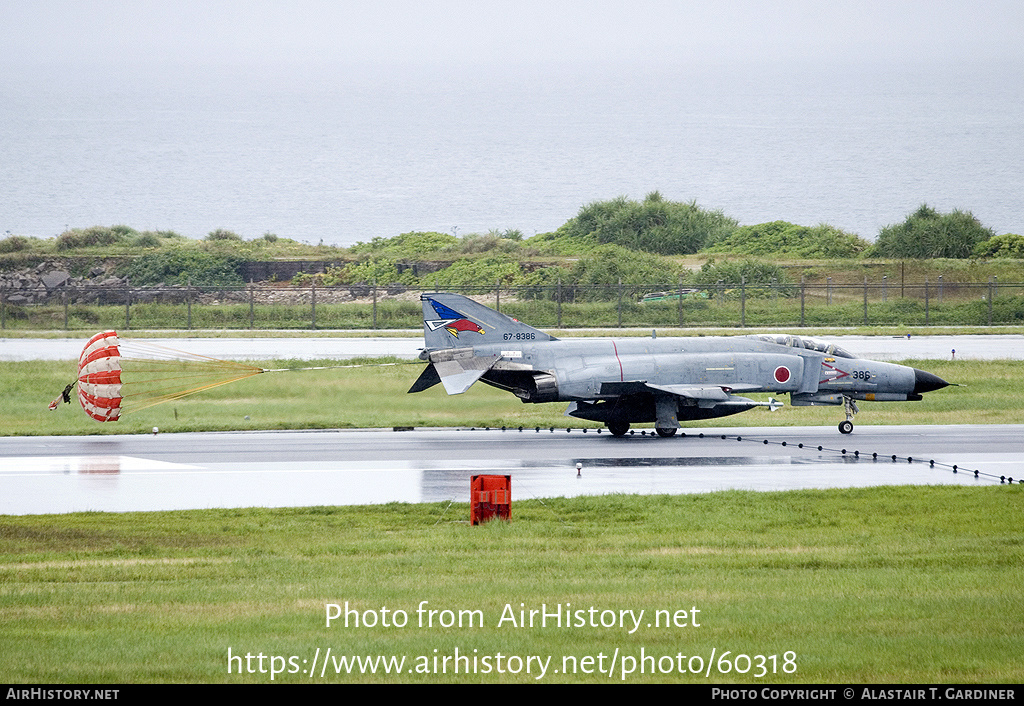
[408,292,949,436]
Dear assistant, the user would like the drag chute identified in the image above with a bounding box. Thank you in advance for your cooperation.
[78,331,122,421]
[74,331,265,422]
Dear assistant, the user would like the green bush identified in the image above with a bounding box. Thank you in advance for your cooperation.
[516,245,683,301]
[973,233,1024,259]
[205,229,243,242]
[349,231,458,259]
[536,192,738,255]
[873,205,995,259]
[341,258,418,286]
[117,251,245,287]
[0,235,33,253]
[704,221,869,258]
[448,232,526,256]
[691,258,795,297]
[515,265,573,300]
[428,257,522,288]
[132,233,161,248]
[55,225,135,250]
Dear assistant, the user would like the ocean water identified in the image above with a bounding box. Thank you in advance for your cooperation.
[2,59,1021,245]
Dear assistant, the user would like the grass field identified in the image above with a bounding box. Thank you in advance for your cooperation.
[0,488,1020,683]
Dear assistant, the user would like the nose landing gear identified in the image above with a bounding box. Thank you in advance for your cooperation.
[838,395,859,434]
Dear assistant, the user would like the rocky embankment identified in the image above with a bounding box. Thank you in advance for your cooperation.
[0,262,124,305]
[0,261,414,305]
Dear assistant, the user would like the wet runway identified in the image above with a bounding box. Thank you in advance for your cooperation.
[1,425,1019,515]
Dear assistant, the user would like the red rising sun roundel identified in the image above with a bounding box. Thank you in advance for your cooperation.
[774,366,791,383]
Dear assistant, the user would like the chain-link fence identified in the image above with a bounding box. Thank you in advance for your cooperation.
[2,278,1021,330]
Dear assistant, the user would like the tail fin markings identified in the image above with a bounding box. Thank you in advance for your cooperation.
[419,293,555,350]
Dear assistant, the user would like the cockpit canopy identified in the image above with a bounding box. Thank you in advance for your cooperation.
[747,334,856,359]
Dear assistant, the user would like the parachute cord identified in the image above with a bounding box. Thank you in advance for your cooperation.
[126,370,266,411]
[122,361,421,411]
[259,362,420,373]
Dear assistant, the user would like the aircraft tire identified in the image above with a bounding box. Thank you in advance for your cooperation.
[838,420,854,434]
[607,421,630,437]
[655,427,678,438]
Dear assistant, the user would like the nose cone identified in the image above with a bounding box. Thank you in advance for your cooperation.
[913,368,949,395]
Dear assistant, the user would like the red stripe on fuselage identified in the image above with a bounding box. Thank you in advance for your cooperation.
[612,341,624,381]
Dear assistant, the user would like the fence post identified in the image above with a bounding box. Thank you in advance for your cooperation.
[556,276,562,328]
[988,277,994,325]
[826,277,832,305]
[740,276,746,328]
[938,274,943,303]
[495,279,500,313]
[800,277,805,327]
[311,281,317,329]
[924,278,930,325]
[187,277,192,330]
[124,278,131,330]
[863,276,868,325]
[677,273,684,328]
[249,281,254,329]
[617,278,623,328]
[882,275,888,302]
[63,288,69,330]
[1,289,5,329]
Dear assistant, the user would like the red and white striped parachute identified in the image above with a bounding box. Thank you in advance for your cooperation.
[78,330,123,421]
[68,331,266,422]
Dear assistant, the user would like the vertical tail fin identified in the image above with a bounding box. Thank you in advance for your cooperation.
[420,292,555,350]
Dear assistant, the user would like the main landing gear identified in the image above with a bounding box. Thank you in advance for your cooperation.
[606,421,679,437]
[607,421,630,437]
[838,395,859,434]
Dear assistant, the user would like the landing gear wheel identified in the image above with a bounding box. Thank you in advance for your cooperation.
[839,395,858,435]
[655,427,678,438]
[607,421,630,437]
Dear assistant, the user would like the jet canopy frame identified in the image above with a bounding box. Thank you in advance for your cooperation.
[747,334,856,359]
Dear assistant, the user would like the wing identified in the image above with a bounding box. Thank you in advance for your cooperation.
[586,380,779,426]
[644,382,762,408]
[599,380,760,406]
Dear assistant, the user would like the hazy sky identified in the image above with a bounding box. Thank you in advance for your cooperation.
[4,0,1022,70]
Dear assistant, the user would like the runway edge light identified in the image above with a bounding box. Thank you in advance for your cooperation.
[470,475,511,525]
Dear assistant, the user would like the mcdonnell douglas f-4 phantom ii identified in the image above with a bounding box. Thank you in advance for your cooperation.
[408,292,949,436]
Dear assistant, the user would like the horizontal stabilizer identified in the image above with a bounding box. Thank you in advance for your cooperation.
[407,364,442,393]
[433,353,501,395]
